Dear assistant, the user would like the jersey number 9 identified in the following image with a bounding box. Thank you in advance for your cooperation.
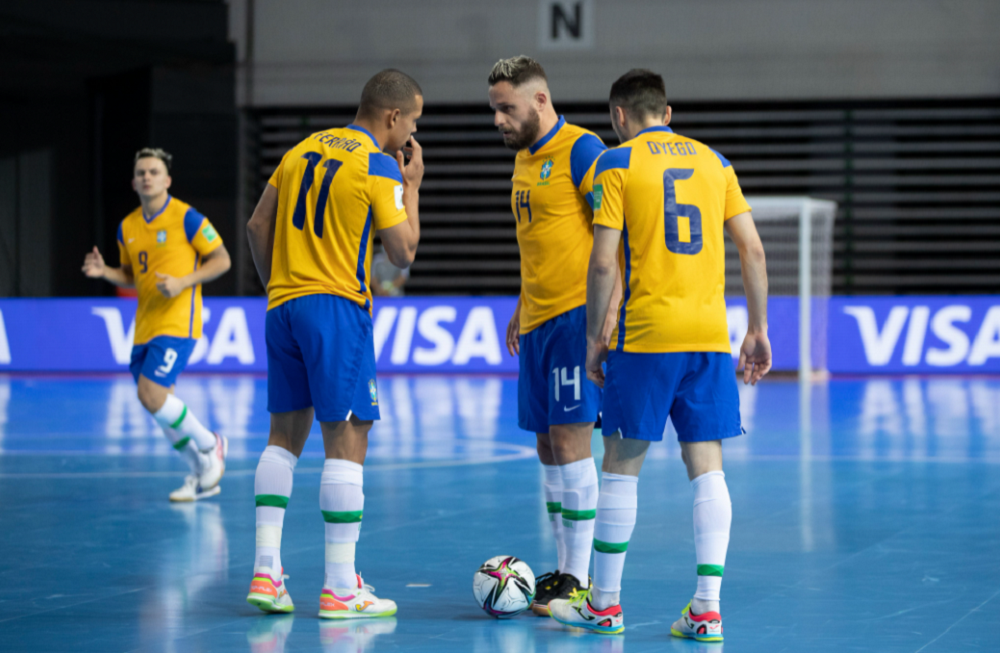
[138,251,148,273]
[663,168,702,255]
[292,152,344,238]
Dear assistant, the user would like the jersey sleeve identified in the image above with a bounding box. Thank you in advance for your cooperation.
[711,148,752,219]
[570,133,607,204]
[116,221,130,268]
[184,208,224,256]
[591,148,631,231]
[267,151,289,189]
[368,152,408,231]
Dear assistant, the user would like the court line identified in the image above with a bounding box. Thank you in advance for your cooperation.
[0,446,537,478]
[912,588,1000,653]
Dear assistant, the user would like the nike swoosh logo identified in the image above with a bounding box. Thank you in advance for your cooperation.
[564,405,581,412]
[128,239,135,243]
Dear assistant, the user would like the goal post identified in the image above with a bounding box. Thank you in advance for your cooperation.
[726,197,837,379]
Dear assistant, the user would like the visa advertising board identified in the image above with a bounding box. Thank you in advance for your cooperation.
[0,296,997,374]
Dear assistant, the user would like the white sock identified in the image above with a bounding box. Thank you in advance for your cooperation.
[542,464,567,571]
[692,470,731,608]
[559,457,598,586]
[321,459,364,590]
[160,424,207,473]
[592,472,638,611]
[254,445,298,574]
[154,395,216,451]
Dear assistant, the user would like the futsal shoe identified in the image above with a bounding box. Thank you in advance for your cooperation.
[319,575,397,619]
[670,602,723,642]
[530,569,563,616]
[550,589,624,634]
[169,475,221,502]
[247,567,295,613]
[198,432,229,491]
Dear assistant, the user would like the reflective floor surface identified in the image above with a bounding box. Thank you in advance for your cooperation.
[1,373,998,652]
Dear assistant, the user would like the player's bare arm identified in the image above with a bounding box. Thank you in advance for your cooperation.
[154,245,232,299]
[585,224,623,388]
[246,183,279,289]
[380,135,423,268]
[602,264,623,347]
[82,246,135,288]
[505,291,522,356]
[725,211,771,385]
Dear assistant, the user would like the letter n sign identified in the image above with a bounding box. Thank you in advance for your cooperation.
[538,0,594,50]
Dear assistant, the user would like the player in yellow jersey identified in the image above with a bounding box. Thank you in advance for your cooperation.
[81,148,232,502]
[550,70,771,638]
[488,56,621,614]
[243,70,423,619]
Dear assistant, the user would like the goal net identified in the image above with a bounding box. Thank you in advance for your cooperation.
[726,197,837,377]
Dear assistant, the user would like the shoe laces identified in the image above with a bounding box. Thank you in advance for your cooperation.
[567,587,592,607]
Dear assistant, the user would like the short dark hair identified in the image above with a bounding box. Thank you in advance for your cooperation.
[488,56,548,87]
[357,69,423,120]
[134,147,172,172]
[609,69,668,121]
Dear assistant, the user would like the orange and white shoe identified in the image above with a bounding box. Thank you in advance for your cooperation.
[670,602,723,642]
[318,575,397,620]
[247,567,295,613]
[550,588,624,634]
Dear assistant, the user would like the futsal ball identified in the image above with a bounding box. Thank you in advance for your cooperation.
[473,555,536,618]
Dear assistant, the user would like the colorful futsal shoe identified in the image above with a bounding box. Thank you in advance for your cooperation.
[198,432,229,491]
[530,569,563,616]
[550,588,624,634]
[168,475,221,502]
[670,602,723,642]
[319,575,397,620]
[247,567,295,613]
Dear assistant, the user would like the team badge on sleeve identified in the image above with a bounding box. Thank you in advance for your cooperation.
[394,185,404,210]
[593,184,604,209]
[369,379,378,405]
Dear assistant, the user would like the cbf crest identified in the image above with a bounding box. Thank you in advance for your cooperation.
[540,158,554,180]
[156,230,167,247]
[368,379,378,405]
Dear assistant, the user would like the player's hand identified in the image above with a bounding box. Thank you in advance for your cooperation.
[737,330,772,385]
[154,272,186,299]
[397,136,424,191]
[82,246,106,278]
[505,309,520,356]
[586,339,609,388]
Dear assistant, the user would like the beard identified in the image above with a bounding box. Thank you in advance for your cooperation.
[500,108,541,151]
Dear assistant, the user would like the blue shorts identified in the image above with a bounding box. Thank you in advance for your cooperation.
[601,351,742,442]
[518,305,602,433]
[130,336,196,388]
[266,294,380,422]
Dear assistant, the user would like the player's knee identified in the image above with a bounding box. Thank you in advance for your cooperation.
[136,381,167,413]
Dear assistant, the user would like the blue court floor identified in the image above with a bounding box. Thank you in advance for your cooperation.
[1,373,998,652]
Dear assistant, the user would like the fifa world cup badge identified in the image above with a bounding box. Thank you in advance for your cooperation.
[368,379,378,405]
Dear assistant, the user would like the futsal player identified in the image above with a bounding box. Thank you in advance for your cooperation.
[82,148,231,502]
[549,70,771,639]
[243,70,423,618]
[488,56,621,615]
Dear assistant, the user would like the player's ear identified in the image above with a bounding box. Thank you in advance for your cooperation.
[387,108,401,129]
[664,105,672,126]
[164,175,172,190]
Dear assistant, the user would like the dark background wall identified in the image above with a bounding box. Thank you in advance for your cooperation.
[0,0,236,296]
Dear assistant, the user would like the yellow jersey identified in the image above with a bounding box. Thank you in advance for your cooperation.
[117,195,223,345]
[512,116,606,333]
[267,125,408,312]
[592,126,752,353]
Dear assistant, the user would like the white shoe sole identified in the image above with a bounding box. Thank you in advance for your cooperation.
[169,485,221,502]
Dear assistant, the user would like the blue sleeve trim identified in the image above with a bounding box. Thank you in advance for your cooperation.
[117,222,124,245]
[711,148,732,168]
[570,134,607,189]
[595,147,632,179]
[368,153,403,182]
[184,208,206,242]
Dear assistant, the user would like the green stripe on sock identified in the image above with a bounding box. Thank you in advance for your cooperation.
[169,405,188,430]
[594,539,629,554]
[255,494,289,509]
[172,436,191,451]
[322,510,363,523]
[697,564,724,577]
[546,502,562,514]
[561,508,596,521]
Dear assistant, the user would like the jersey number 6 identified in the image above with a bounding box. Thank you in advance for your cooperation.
[663,168,702,255]
[292,152,343,238]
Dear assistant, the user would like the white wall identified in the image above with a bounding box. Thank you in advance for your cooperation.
[228,0,1000,106]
